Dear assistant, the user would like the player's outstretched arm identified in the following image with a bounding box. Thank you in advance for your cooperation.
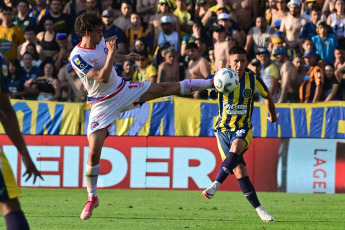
[264,90,279,123]
[0,94,43,183]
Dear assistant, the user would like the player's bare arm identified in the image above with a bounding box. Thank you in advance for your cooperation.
[0,94,43,183]
[264,90,279,123]
[335,63,345,83]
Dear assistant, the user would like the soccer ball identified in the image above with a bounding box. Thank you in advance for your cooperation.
[214,68,239,94]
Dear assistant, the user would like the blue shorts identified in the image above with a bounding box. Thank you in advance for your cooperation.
[215,127,253,172]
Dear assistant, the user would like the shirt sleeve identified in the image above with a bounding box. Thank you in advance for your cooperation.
[71,53,94,75]
[255,75,268,98]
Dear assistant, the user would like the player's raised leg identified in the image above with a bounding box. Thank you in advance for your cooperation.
[80,129,107,220]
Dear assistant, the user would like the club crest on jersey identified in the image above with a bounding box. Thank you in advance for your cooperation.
[90,121,99,130]
[104,48,108,54]
[74,58,81,65]
[243,88,252,98]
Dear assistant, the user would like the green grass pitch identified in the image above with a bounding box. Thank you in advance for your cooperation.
[1,188,345,229]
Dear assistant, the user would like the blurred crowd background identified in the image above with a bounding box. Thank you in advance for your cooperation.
[0,0,345,102]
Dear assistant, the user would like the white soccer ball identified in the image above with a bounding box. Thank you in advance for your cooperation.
[214,68,239,94]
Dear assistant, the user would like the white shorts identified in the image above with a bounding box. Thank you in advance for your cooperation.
[87,80,151,137]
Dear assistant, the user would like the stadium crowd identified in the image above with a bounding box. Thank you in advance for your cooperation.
[0,0,345,102]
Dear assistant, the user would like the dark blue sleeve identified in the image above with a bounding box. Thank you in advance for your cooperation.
[115,28,126,44]
[205,74,214,80]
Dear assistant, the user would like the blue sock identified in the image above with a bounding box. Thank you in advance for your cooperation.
[5,211,30,230]
[238,176,261,209]
[215,152,241,184]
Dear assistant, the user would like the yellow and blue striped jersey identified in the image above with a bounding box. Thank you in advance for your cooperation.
[215,71,268,132]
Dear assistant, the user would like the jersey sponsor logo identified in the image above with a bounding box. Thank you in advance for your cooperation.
[90,121,99,130]
[243,88,252,98]
[223,103,247,115]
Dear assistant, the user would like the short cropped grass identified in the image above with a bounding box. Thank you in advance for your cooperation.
[1,188,345,229]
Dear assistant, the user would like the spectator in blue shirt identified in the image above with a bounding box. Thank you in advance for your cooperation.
[300,5,321,39]
[6,59,27,99]
[312,20,338,64]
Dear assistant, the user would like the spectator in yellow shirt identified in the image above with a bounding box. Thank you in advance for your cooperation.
[133,50,158,82]
[174,0,192,38]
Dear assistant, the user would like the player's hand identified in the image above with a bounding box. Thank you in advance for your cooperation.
[125,52,141,61]
[106,35,118,54]
[267,113,279,123]
[21,153,44,184]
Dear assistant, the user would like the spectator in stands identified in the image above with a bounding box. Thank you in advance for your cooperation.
[202,2,236,26]
[136,0,157,24]
[184,42,211,99]
[101,0,121,18]
[312,20,338,64]
[269,30,285,63]
[29,0,50,24]
[174,0,193,38]
[58,63,87,101]
[247,58,262,77]
[181,21,207,56]
[114,0,133,32]
[37,19,60,58]
[126,12,152,53]
[149,0,180,49]
[22,52,42,81]
[334,45,345,69]
[158,16,180,53]
[208,46,215,74]
[280,0,307,53]
[63,0,86,22]
[300,5,322,39]
[257,47,280,102]
[275,46,301,103]
[18,26,45,61]
[323,0,336,17]
[121,60,135,81]
[301,0,318,22]
[151,41,170,68]
[292,53,307,85]
[301,37,314,52]
[133,50,158,82]
[266,0,278,26]
[83,0,102,16]
[53,33,70,70]
[228,0,258,32]
[213,25,231,69]
[13,0,37,31]
[218,13,243,46]
[323,63,341,101]
[38,0,72,34]
[6,59,27,99]
[0,6,25,62]
[195,0,212,22]
[271,0,288,30]
[101,9,127,54]
[27,62,61,101]
[22,43,42,68]
[157,46,180,82]
[245,16,274,56]
[300,49,324,103]
[327,0,345,40]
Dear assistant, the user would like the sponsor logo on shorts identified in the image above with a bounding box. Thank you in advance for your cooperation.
[90,121,99,130]
[236,129,246,136]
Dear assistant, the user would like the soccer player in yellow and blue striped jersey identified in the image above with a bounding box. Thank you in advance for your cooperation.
[202,46,279,222]
[0,53,43,229]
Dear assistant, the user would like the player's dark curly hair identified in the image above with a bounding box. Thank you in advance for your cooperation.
[74,12,103,38]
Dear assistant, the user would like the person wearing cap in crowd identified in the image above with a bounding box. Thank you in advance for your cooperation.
[53,33,70,70]
[300,48,324,103]
[280,0,307,52]
[301,0,318,22]
[13,0,37,32]
[257,47,280,102]
[228,0,258,32]
[300,5,322,39]
[247,58,262,78]
[275,46,301,103]
[184,42,211,99]
[174,0,193,38]
[245,16,274,57]
[213,24,231,70]
[149,0,180,50]
[114,0,133,33]
[136,0,157,24]
[201,2,235,25]
[271,0,288,30]
[269,31,286,64]
[312,19,338,64]
[126,12,152,53]
[218,12,243,46]
[157,15,180,54]
[101,9,127,54]
[157,46,180,82]
[326,0,345,40]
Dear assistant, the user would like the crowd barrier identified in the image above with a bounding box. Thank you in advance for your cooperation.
[1,135,344,193]
[3,98,345,138]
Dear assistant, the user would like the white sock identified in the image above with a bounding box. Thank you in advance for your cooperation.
[179,79,213,95]
[86,164,100,197]
[256,205,266,213]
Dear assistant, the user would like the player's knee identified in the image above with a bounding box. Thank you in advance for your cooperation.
[233,164,248,178]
